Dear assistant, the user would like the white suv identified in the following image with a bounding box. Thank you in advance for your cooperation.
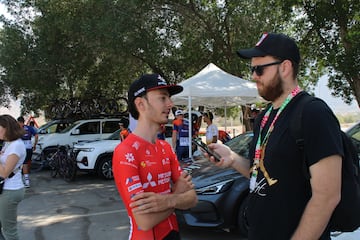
[74,129,121,179]
[35,118,121,160]
[73,123,173,179]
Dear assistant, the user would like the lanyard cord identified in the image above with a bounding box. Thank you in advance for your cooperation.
[251,86,301,186]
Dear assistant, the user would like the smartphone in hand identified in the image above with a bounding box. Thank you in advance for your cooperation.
[192,138,221,162]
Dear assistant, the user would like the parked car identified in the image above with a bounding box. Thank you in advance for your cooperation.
[177,131,253,235]
[346,121,360,159]
[177,121,360,235]
[74,129,121,179]
[73,123,174,180]
[35,118,121,160]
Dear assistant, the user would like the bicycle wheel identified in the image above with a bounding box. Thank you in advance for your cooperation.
[116,97,128,114]
[61,151,77,182]
[30,152,44,173]
[103,99,118,115]
[48,153,59,178]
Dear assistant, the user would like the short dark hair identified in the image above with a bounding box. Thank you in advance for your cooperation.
[128,94,145,120]
[17,116,25,123]
[203,111,214,121]
[0,115,26,141]
[119,117,129,128]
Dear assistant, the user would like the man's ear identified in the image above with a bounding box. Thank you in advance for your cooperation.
[134,97,145,112]
[280,59,293,79]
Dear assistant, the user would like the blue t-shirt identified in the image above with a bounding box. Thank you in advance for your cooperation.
[174,119,195,147]
[21,125,37,149]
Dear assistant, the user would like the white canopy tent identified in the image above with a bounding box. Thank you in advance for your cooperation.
[172,63,261,157]
[172,63,260,107]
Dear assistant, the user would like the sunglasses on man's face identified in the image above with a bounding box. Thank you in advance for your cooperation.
[250,61,283,76]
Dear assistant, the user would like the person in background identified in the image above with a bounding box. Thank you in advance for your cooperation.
[192,111,202,138]
[112,74,197,240]
[157,124,166,140]
[0,114,26,240]
[203,111,218,144]
[207,32,342,239]
[245,104,260,131]
[218,130,231,144]
[29,121,37,130]
[173,110,194,162]
[17,116,38,188]
[119,117,130,141]
[172,109,184,149]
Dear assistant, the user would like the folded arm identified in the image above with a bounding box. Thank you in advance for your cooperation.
[130,172,197,231]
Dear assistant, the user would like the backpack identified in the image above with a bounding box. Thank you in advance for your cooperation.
[290,92,360,232]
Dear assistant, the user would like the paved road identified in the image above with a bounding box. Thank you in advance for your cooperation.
[16,170,241,240]
[14,170,360,240]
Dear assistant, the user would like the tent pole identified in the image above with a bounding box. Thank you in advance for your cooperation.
[188,97,192,159]
[225,100,227,132]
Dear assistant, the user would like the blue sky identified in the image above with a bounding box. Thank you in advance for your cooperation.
[314,76,359,114]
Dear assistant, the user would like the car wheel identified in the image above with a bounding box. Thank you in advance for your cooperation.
[96,156,113,180]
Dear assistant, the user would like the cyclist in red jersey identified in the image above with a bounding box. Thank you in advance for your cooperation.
[113,74,197,240]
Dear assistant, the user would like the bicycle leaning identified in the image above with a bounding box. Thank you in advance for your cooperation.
[48,145,77,182]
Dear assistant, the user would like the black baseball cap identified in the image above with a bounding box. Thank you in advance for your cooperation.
[237,33,300,64]
[128,74,183,104]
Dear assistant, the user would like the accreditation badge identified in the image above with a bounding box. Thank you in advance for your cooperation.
[249,167,258,192]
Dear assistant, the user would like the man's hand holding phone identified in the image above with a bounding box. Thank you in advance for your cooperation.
[206,143,235,168]
[192,138,222,162]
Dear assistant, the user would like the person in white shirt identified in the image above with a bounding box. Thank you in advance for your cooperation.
[203,111,218,144]
[0,114,26,240]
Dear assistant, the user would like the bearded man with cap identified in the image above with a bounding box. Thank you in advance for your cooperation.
[112,74,197,240]
[206,33,342,240]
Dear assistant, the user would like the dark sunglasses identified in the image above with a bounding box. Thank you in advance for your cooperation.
[250,61,283,76]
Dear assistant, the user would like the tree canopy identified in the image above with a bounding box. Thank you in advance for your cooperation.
[0,0,359,117]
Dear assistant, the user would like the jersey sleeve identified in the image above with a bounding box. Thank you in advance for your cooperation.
[173,123,179,132]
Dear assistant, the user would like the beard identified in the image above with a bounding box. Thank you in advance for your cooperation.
[258,70,283,102]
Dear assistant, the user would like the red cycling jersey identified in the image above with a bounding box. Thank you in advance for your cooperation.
[113,133,182,240]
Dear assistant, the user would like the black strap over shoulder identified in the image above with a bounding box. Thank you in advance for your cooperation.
[289,91,320,180]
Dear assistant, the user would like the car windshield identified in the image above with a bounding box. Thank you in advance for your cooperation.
[107,129,121,140]
[225,132,254,158]
[61,120,82,133]
[347,122,360,141]
[38,121,55,131]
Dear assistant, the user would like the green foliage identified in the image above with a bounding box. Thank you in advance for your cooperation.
[0,0,358,116]
[281,0,360,104]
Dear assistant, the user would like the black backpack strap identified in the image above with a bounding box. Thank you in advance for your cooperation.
[289,91,317,180]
